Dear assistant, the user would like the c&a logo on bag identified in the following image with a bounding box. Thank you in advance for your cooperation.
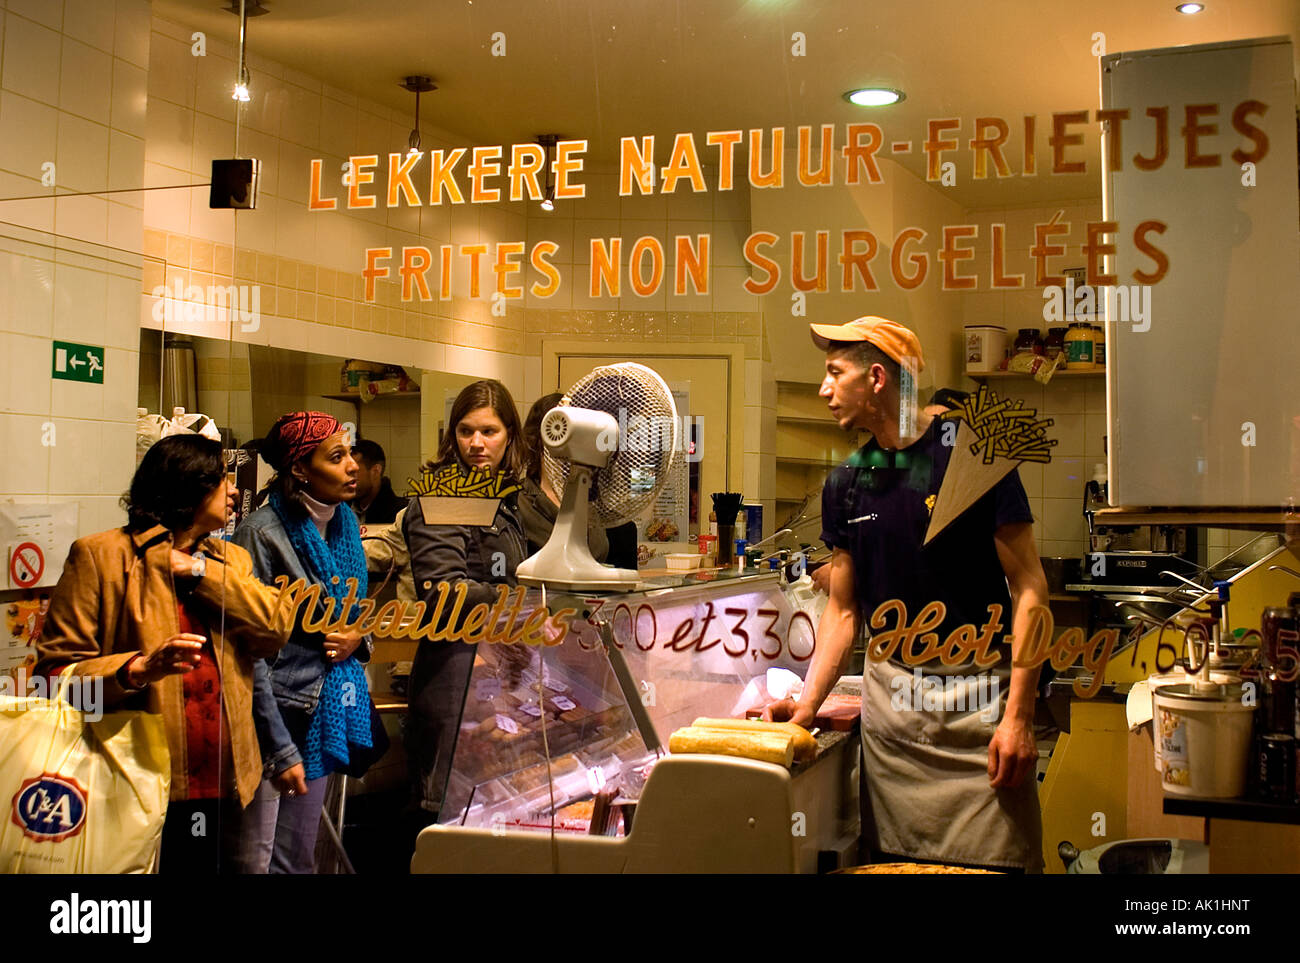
[10,774,88,842]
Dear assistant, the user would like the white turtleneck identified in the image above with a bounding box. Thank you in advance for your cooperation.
[300,490,337,537]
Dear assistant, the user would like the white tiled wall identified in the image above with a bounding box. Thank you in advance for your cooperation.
[0,0,150,538]
[959,200,1108,559]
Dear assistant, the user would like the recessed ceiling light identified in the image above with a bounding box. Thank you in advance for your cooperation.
[844,87,905,107]
[1175,2,1204,13]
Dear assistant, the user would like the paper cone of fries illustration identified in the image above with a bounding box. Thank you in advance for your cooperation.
[925,387,1056,545]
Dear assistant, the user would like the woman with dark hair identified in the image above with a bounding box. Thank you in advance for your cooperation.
[231,411,374,874]
[519,392,639,570]
[35,434,293,874]
[403,379,528,829]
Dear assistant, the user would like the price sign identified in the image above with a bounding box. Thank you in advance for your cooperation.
[494,713,519,735]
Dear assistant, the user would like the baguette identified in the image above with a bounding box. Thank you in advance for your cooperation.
[691,716,817,761]
[668,726,794,767]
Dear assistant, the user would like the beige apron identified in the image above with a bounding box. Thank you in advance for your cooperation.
[860,658,1043,872]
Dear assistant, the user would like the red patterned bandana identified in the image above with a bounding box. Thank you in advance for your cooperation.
[265,411,342,471]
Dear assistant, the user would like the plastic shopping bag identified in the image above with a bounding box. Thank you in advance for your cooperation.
[0,679,170,873]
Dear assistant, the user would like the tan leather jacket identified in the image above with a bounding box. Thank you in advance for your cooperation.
[34,525,294,807]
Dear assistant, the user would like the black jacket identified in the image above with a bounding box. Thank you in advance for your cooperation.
[356,476,404,526]
[401,490,527,812]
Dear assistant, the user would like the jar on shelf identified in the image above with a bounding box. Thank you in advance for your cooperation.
[1065,322,1096,370]
[1092,324,1105,367]
[1044,327,1068,359]
[1014,328,1044,355]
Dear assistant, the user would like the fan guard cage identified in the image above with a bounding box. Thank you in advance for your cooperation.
[542,362,678,528]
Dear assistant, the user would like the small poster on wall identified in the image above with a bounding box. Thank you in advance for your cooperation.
[639,387,691,544]
[1,502,79,591]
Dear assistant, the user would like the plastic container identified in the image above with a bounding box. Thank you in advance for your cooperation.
[1092,324,1105,367]
[1146,669,1241,773]
[665,553,704,573]
[1153,682,1254,798]
[963,325,1006,373]
[1065,322,1096,370]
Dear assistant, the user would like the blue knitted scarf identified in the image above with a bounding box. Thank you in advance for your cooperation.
[269,490,372,780]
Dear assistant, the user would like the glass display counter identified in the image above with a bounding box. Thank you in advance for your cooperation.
[415,568,860,873]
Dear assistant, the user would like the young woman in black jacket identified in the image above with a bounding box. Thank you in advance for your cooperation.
[402,380,528,830]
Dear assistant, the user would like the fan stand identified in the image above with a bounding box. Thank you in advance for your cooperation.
[517,464,640,591]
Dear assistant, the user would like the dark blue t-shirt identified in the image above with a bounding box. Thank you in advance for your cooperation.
[820,416,1034,672]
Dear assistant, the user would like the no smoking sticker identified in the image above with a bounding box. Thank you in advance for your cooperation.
[9,542,44,589]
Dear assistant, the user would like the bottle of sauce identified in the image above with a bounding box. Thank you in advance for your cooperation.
[1092,324,1105,368]
[1065,322,1096,370]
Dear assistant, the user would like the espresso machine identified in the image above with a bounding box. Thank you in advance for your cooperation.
[1082,465,1201,587]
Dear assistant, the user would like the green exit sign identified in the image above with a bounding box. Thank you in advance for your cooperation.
[52,340,105,384]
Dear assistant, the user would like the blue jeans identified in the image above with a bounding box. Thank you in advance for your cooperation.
[231,775,330,874]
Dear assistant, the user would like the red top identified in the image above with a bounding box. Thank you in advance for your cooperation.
[175,597,232,800]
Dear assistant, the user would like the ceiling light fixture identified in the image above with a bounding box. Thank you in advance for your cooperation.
[230,0,255,103]
[843,87,905,107]
[1175,2,1205,13]
[400,75,436,157]
[538,134,560,212]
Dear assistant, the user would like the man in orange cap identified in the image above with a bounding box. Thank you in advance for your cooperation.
[766,316,1049,872]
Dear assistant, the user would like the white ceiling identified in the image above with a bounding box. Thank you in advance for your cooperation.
[154,0,1300,209]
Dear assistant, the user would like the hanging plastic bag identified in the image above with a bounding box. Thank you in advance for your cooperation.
[160,407,222,442]
[0,675,170,873]
[136,408,167,465]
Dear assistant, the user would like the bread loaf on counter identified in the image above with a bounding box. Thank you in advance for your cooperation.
[668,726,795,767]
[691,716,817,761]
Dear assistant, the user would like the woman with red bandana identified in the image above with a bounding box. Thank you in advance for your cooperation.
[230,411,376,874]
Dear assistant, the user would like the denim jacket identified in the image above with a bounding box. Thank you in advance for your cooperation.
[232,504,370,778]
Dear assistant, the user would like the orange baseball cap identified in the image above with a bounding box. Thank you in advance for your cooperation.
[809,315,926,371]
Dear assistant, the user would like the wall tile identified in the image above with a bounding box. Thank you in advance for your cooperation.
[54,111,109,192]
[47,416,102,494]
[52,261,109,344]
[1,12,60,106]
[53,194,107,245]
[63,0,115,52]
[113,0,151,68]
[144,96,192,172]
[0,414,52,492]
[58,36,112,124]
[0,332,47,414]
[107,128,144,193]
[0,91,58,179]
[146,31,195,109]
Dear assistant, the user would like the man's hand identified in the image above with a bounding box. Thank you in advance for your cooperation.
[809,562,831,595]
[271,763,309,797]
[987,716,1037,788]
[762,698,816,729]
[323,630,363,664]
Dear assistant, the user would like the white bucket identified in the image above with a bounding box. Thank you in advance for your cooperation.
[964,325,1006,373]
[1153,683,1254,798]
[1148,669,1239,773]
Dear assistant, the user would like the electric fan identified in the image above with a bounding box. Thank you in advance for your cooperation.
[516,362,679,591]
